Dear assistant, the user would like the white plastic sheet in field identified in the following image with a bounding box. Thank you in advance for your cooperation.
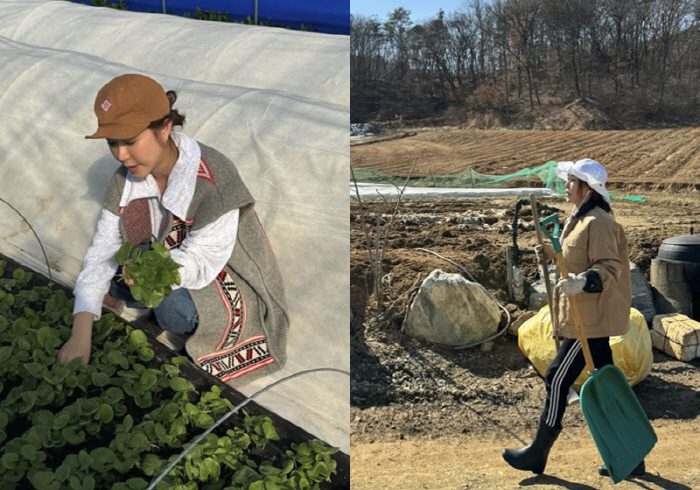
[0,1,349,454]
[352,183,556,200]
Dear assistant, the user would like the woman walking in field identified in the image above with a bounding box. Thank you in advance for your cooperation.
[58,74,289,384]
[501,159,645,478]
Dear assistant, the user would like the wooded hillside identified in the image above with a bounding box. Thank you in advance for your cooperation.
[351,0,700,129]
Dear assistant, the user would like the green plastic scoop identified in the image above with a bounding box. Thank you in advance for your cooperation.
[540,213,657,484]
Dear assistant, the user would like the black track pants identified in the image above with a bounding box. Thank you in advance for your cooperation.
[540,337,613,428]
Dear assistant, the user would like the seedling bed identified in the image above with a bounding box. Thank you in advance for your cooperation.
[0,253,348,490]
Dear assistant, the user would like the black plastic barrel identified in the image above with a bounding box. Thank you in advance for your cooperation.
[653,234,700,320]
[657,235,700,264]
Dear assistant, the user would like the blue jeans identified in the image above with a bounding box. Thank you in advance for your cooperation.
[109,275,198,335]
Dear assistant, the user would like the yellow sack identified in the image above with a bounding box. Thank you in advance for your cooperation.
[517,306,653,392]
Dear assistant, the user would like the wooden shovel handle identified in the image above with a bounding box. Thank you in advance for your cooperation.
[553,254,596,373]
[530,194,560,349]
[531,194,546,246]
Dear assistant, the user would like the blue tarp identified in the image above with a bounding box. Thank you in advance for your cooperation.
[74,0,350,34]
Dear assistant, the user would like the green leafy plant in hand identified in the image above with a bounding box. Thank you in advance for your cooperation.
[115,242,182,308]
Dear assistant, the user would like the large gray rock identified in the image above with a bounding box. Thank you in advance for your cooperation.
[405,269,502,346]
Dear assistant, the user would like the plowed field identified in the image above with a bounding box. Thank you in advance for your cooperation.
[351,127,700,189]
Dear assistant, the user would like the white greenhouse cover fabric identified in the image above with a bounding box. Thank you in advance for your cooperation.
[0,0,349,453]
[0,0,348,107]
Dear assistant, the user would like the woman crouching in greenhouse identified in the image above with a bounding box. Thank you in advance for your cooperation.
[501,159,646,478]
[57,74,288,385]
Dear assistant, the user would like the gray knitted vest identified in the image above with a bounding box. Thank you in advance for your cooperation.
[102,142,289,385]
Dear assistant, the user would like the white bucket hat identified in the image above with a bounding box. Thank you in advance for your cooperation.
[555,158,612,207]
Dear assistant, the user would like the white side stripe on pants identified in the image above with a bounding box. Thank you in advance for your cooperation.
[545,340,582,427]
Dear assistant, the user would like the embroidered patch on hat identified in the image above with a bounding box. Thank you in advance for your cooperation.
[101,99,112,111]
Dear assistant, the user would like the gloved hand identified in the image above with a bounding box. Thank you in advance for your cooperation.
[556,273,586,297]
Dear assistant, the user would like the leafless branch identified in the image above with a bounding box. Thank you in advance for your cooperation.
[350,165,374,268]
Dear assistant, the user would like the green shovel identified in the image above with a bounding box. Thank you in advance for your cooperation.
[540,213,657,484]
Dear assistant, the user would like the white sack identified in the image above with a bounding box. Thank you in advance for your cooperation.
[0,5,348,454]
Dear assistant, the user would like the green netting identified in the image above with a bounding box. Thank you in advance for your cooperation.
[618,195,646,202]
[351,160,645,202]
[352,161,564,191]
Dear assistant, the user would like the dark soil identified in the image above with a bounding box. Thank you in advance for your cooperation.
[351,194,700,445]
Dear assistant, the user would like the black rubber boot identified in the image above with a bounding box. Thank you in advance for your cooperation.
[502,422,562,474]
[598,460,645,478]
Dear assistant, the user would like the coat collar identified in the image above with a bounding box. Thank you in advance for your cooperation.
[563,201,608,242]
[119,132,201,219]
[562,201,597,242]
[574,199,598,218]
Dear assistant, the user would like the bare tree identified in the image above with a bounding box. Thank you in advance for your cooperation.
[383,8,414,82]
[490,0,544,108]
[351,14,385,87]
[648,0,694,110]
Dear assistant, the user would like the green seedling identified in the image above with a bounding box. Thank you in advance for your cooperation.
[0,264,340,489]
[115,241,182,308]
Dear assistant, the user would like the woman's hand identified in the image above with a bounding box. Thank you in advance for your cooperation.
[122,265,135,286]
[57,311,94,365]
[556,273,586,297]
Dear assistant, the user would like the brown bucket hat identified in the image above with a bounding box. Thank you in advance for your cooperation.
[86,74,170,140]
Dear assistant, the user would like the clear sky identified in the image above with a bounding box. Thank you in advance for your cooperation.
[351,0,467,23]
